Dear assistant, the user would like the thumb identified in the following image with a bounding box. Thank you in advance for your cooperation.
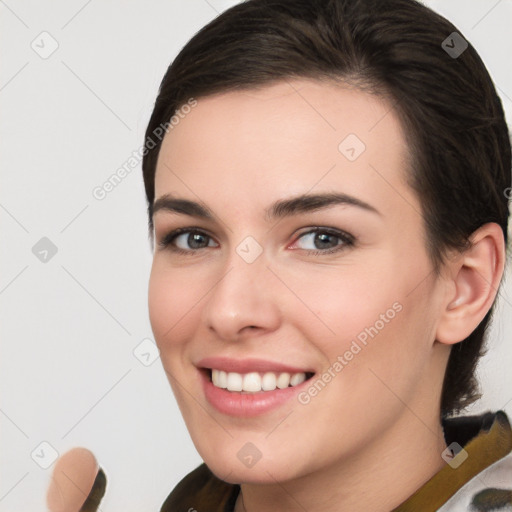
[46,447,107,512]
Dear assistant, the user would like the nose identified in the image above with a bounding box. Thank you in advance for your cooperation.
[201,250,282,342]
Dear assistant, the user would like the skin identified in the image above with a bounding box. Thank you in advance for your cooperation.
[148,79,505,512]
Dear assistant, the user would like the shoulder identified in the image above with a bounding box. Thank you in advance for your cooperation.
[394,410,512,511]
[438,410,512,512]
[160,463,239,512]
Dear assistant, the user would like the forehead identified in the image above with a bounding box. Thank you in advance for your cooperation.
[154,79,416,220]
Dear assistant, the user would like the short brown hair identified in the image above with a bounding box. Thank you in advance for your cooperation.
[142,0,511,417]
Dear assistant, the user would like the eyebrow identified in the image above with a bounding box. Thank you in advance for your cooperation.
[151,192,381,223]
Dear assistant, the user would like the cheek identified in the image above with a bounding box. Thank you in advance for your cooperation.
[290,261,432,376]
[148,261,199,349]
[289,265,399,346]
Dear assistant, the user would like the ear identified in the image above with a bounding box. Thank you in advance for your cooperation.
[436,222,506,345]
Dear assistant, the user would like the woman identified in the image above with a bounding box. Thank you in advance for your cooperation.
[49,0,512,510]
[144,0,512,510]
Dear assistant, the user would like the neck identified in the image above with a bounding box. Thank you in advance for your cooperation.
[235,408,447,512]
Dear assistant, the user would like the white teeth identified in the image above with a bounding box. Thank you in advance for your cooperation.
[211,369,228,388]
[226,372,243,391]
[210,369,308,392]
[276,372,291,389]
[218,370,228,388]
[261,372,277,391]
[242,372,261,392]
[290,372,306,386]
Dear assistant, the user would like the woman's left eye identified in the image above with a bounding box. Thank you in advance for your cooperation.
[157,227,355,256]
[291,228,355,255]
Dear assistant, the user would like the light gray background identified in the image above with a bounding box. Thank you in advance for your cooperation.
[1,1,511,510]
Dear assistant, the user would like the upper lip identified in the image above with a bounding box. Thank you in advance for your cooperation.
[196,356,314,374]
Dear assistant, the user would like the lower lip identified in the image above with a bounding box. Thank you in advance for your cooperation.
[200,370,312,417]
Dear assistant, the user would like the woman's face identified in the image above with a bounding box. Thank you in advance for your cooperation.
[148,79,450,483]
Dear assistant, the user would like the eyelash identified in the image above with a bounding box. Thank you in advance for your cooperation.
[157,226,355,256]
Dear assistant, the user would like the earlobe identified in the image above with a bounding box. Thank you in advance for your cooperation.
[436,223,505,345]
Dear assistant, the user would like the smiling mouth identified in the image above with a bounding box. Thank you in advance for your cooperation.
[203,368,315,393]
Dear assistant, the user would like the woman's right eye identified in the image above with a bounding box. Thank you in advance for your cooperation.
[158,228,218,255]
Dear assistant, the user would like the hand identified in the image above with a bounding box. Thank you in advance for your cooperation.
[46,447,106,512]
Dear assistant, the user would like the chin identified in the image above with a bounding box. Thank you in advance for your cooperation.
[208,459,295,485]
[199,443,307,486]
